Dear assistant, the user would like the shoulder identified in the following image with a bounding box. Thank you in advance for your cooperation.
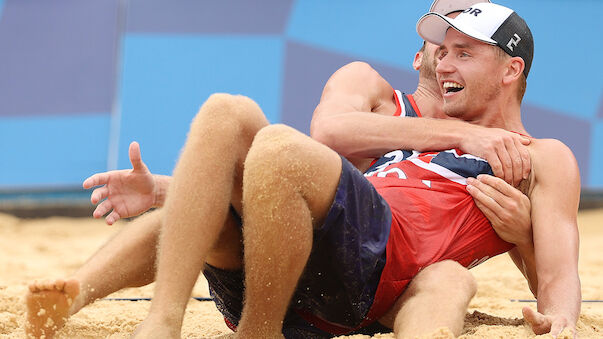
[530,138,578,168]
[325,62,393,95]
[529,138,580,196]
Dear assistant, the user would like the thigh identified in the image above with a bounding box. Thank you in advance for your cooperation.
[205,206,244,270]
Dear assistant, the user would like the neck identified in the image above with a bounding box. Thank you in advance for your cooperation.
[413,82,446,119]
[472,95,529,135]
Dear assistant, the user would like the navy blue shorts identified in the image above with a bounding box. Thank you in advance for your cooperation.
[203,156,392,336]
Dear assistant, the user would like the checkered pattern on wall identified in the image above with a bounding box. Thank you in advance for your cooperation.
[0,0,601,189]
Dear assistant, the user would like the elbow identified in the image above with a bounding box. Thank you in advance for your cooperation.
[311,118,338,149]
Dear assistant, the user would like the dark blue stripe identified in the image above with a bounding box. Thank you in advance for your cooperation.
[431,151,493,178]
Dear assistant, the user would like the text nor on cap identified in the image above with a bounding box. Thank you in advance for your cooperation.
[417,2,534,77]
[429,0,491,16]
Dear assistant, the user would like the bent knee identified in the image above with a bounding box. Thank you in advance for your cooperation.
[190,93,268,138]
[411,260,476,296]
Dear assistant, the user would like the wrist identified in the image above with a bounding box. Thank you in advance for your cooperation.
[152,175,170,207]
[451,120,477,150]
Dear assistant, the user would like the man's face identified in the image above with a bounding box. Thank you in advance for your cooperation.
[435,29,504,121]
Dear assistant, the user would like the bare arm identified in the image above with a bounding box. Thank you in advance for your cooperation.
[468,140,580,336]
[311,62,531,184]
[523,139,581,336]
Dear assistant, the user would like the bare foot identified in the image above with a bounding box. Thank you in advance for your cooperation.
[25,278,79,339]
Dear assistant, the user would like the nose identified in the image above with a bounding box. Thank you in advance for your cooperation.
[436,52,455,75]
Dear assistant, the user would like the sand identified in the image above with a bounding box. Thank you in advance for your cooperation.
[0,209,601,338]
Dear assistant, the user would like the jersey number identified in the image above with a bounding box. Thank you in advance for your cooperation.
[365,150,407,178]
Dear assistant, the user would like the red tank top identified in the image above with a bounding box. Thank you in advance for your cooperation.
[360,149,514,325]
[357,92,513,325]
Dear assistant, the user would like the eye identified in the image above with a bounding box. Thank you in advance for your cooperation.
[460,52,470,58]
[438,50,448,60]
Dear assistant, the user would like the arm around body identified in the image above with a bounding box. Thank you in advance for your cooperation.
[311,62,531,184]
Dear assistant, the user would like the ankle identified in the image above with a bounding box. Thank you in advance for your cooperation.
[146,307,184,328]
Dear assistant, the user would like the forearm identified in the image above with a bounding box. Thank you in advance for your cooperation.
[312,113,472,158]
[152,175,172,207]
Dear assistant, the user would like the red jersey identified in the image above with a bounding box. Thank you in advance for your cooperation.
[359,92,514,324]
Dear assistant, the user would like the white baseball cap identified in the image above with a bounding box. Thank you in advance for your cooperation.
[417,2,534,77]
[429,0,491,16]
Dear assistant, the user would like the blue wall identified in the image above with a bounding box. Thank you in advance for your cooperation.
[0,0,602,189]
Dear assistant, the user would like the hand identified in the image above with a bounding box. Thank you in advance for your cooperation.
[460,126,531,187]
[466,174,532,247]
[82,141,156,224]
[523,307,575,337]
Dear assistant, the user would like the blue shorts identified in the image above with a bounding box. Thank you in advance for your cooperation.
[203,156,392,336]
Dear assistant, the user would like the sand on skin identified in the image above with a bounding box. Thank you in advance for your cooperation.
[0,209,601,338]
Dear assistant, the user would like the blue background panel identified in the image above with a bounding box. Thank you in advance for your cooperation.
[117,35,284,175]
[0,1,602,190]
[127,0,293,34]
[0,0,120,117]
[287,0,424,69]
[590,122,603,187]
[0,114,110,188]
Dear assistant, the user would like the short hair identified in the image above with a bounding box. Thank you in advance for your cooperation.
[494,46,527,103]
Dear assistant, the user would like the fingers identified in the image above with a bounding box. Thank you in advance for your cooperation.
[467,180,502,214]
[504,137,523,186]
[522,307,552,335]
[83,172,109,189]
[467,176,509,212]
[467,190,502,225]
[514,137,531,181]
[93,200,113,219]
[129,141,146,172]
[105,210,121,225]
[519,135,531,146]
[474,175,518,200]
[487,153,504,183]
[496,142,514,185]
[90,186,109,204]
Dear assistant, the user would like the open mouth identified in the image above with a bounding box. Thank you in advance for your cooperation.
[443,81,464,94]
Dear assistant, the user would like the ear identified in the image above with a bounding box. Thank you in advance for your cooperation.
[502,57,524,85]
[413,51,423,71]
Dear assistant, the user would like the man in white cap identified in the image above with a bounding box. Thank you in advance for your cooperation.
[414,2,580,336]
[25,1,545,339]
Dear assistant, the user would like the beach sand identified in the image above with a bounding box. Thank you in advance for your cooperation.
[0,209,601,338]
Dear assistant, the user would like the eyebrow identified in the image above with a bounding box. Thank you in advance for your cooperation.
[451,42,473,50]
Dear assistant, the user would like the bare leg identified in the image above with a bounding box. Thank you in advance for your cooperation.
[134,94,269,338]
[379,260,477,338]
[237,124,342,338]
[25,209,162,338]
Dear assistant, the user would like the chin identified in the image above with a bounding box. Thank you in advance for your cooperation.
[443,106,464,119]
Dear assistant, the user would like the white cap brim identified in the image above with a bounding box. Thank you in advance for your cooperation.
[417,12,497,46]
[429,0,491,16]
